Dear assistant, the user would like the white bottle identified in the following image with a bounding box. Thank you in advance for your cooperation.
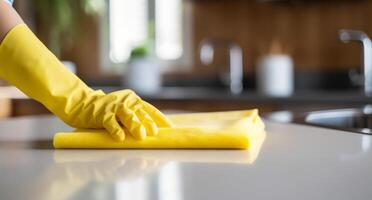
[256,55,294,97]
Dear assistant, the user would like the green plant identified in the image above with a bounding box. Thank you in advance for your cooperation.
[130,45,150,59]
[32,0,105,57]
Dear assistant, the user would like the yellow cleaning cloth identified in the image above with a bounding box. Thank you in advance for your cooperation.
[53,109,265,149]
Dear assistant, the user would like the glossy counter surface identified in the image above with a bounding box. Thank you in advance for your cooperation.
[0,115,371,200]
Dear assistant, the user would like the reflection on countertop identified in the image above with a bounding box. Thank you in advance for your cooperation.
[2,149,264,200]
[43,148,264,200]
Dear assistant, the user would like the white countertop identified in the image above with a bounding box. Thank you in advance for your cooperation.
[0,115,371,200]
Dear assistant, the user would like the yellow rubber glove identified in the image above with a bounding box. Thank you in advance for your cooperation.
[0,24,172,141]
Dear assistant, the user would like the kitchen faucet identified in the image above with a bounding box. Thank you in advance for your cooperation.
[339,29,372,96]
[199,39,243,94]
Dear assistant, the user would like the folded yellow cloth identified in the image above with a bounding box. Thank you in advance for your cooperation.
[53,109,265,149]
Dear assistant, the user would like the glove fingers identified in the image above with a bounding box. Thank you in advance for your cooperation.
[141,101,173,128]
[102,114,125,141]
[117,108,147,140]
[136,109,158,136]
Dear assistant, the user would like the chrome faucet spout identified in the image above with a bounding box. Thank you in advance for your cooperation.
[339,29,372,96]
[199,39,244,94]
[228,43,243,94]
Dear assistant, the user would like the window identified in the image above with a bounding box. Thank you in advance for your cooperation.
[155,0,183,60]
[100,0,192,73]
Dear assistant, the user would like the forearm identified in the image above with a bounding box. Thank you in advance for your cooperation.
[0,24,100,126]
[0,1,97,124]
[0,2,102,129]
[0,0,23,43]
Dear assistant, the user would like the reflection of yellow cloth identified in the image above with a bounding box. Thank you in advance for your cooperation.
[53,109,265,149]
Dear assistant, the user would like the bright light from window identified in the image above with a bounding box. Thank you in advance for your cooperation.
[155,0,183,60]
[108,0,183,63]
[109,0,148,63]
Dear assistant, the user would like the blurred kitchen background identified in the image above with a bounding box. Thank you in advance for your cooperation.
[0,0,371,118]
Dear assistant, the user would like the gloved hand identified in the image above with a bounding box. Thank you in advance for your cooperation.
[0,24,172,141]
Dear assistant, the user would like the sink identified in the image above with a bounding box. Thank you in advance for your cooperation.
[266,106,372,135]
